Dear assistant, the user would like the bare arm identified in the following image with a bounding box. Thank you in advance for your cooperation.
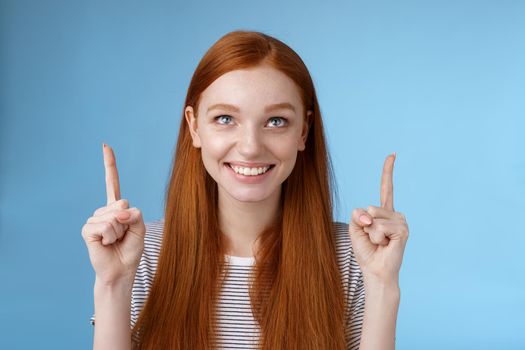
[93,276,134,350]
[358,281,400,350]
[348,154,408,350]
[81,144,146,350]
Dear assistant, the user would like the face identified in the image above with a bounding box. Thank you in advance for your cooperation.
[185,64,312,203]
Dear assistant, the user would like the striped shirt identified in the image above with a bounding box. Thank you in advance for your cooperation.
[90,220,365,349]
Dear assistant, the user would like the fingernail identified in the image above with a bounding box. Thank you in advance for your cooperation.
[103,143,107,148]
[360,215,372,225]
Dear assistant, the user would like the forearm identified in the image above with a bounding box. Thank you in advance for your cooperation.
[359,282,400,350]
[93,276,134,350]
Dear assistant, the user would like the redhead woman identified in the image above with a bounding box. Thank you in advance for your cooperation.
[81,30,409,350]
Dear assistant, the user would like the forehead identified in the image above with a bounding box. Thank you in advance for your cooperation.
[198,65,303,113]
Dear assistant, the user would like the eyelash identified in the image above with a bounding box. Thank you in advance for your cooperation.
[214,115,288,128]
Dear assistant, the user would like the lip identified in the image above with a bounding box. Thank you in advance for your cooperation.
[224,163,275,184]
[226,161,275,167]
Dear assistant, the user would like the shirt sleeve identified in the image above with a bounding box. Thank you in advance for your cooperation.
[344,222,366,350]
[346,269,365,350]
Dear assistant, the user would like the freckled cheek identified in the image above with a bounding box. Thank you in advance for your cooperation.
[269,139,300,159]
[200,132,299,160]
[200,136,233,163]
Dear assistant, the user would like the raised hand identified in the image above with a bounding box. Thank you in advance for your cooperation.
[81,143,146,285]
[348,153,409,287]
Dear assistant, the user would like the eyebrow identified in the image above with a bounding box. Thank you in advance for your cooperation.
[206,102,296,114]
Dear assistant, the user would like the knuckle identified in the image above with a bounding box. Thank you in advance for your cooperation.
[370,234,381,245]
[352,207,364,217]
[81,224,88,237]
[102,222,113,232]
[396,212,406,220]
[109,216,119,228]
[117,199,129,209]
[105,230,115,241]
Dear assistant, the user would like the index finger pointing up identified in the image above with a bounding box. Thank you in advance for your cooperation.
[103,143,121,205]
[380,152,396,211]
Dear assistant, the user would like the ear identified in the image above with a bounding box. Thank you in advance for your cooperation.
[298,109,313,151]
[185,105,202,148]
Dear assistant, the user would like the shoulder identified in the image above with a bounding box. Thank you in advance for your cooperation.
[144,220,164,250]
[134,219,165,278]
[137,219,165,272]
[331,221,352,260]
[331,220,362,278]
[331,221,350,241]
[331,221,365,341]
[145,219,164,242]
[130,219,165,326]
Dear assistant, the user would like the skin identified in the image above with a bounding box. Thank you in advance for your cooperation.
[184,63,312,257]
[83,144,145,284]
[81,144,147,350]
[349,152,410,350]
[349,152,409,287]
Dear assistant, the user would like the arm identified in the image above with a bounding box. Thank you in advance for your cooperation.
[347,154,409,350]
[93,275,134,350]
[358,280,400,350]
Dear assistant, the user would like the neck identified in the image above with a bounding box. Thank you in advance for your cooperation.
[218,186,281,257]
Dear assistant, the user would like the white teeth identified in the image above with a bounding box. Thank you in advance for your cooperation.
[229,164,271,176]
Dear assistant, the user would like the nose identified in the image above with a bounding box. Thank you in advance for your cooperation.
[236,125,264,158]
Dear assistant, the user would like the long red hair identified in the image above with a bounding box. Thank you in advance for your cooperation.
[131,30,346,349]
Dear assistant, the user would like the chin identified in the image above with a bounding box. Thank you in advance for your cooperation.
[230,192,270,203]
[224,188,273,203]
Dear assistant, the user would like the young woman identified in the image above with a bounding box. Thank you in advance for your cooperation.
[81,30,409,350]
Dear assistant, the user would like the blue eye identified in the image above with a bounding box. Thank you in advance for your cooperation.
[268,117,288,127]
[214,115,288,127]
[215,115,233,124]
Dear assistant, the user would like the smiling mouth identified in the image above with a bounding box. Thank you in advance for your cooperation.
[225,163,276,175]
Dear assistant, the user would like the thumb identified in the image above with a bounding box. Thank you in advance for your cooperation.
[348,208,375,268]
[350,208,373,229]
[116,207,145,235]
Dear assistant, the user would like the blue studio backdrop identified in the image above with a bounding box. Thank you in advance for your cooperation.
[0,0,523,349]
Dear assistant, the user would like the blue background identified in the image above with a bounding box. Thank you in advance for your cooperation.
[1,0,523,349]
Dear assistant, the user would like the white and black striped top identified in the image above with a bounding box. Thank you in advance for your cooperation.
[90,220,365,349]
